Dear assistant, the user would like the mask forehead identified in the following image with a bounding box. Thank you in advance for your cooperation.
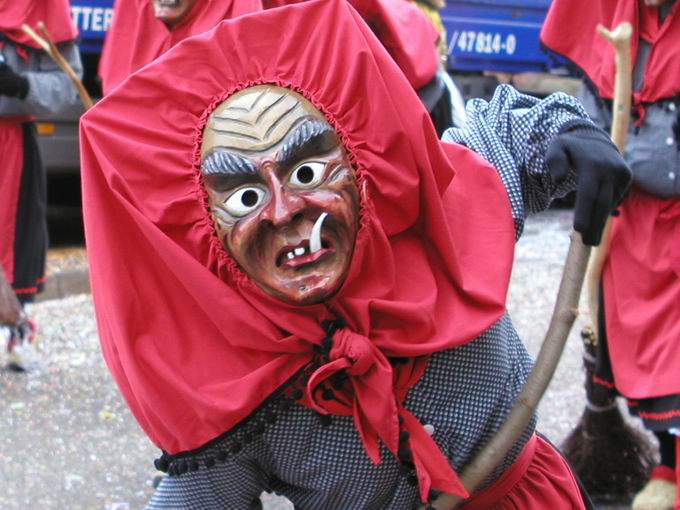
[201,85,328,157]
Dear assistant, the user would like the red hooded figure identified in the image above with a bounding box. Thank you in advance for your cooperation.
[81,0,632,507]
[543,1,680,508]
[0,0,82,369]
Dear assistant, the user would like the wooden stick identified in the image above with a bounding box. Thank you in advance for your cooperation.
[21,22,94,110]
[427,233,591,509]
[427,22,634,510]
[584,22,633,345]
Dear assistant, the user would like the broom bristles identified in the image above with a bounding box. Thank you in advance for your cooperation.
[562,330,656,503]
[562,401,656,502]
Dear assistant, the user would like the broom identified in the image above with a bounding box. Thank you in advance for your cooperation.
[560,21,656,503]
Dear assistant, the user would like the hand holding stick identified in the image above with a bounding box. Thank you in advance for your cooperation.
[21,22,94,110]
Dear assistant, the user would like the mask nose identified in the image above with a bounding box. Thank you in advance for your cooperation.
[261,177,305,227]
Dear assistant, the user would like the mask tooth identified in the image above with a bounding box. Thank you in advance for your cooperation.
[310,213,328,253]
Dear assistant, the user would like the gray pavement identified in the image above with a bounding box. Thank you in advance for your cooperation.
[0,210,644,509]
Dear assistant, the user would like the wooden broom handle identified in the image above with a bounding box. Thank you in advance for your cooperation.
[21,22,94,110]
[427,22,634,510]
[584,22,633,344]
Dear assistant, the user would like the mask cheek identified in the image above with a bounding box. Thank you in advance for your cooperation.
[224,215,261,265]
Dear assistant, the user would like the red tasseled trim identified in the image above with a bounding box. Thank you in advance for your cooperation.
[635,409,680,422]
[592,374,616,390]
[14,286,39,295]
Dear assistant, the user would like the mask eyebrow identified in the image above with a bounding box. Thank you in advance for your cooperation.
[276,118,338,167]
[201,151,258,177]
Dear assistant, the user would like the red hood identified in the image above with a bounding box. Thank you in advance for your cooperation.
[0,0,77,48]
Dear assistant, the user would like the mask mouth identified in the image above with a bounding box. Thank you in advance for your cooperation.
[275,213,333,269]
[157,0,180,6]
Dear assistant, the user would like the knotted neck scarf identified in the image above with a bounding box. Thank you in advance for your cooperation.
[80,0,515,501]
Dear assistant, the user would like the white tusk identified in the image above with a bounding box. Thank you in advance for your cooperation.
[310,212,328,253]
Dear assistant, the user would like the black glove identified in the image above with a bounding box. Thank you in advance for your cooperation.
[0,63,29,99]
[546,122,632,246]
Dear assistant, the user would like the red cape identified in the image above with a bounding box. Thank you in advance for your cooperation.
[603,190,680,399]
[541,0,680,103]
[98,0,262,94]
[0,0,77,48]
[81,0,514,500]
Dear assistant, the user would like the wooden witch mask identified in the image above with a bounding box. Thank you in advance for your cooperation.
[200,85,360,305]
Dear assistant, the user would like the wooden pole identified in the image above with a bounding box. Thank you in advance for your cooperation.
[427,233,590,509]
[584,22,633,345]
[21,22,94,110]
[428,22,633,510]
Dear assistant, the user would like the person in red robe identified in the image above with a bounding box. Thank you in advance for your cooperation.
[0,0,83,370]
[98,0,262,95]
[542,1,680,509]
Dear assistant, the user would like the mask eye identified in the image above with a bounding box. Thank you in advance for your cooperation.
[224,187,266,217]
[289,161,326,188]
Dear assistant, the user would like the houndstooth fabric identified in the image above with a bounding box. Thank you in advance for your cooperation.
[145,85,591,509]
[444,84,583,238]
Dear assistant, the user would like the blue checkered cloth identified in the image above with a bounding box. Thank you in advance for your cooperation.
[145,85,589,510]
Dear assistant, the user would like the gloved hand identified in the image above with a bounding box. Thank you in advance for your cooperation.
[0,63,29,99]
[546,123,632,246]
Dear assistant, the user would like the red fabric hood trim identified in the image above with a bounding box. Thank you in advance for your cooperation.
[540,0,680,102]
[0,0,77,48]
[98,0,263,95]
[80,0,514,499]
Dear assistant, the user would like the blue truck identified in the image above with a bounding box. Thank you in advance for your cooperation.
[444,0,557,73]
[38,0,561,180]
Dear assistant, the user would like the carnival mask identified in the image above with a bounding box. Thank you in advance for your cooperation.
[152,0,197,27]
[201,85,360,305]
